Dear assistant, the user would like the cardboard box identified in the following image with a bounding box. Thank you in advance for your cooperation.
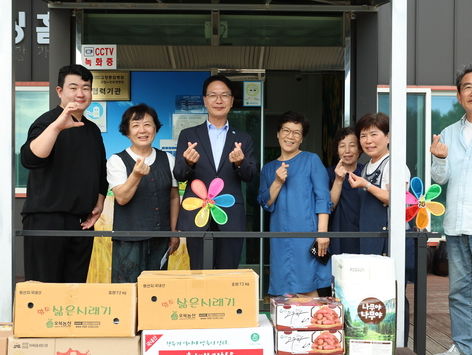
[271,297,343,331]
[142,314,273,355]
[138,269,258,330]
[14,282,136,337]
[7,336,140,355]
[8,337,53,355]
[0,323,13,355]
[275,329,345,355]
[332,255,396,355]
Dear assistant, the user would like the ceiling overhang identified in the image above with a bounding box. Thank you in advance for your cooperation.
[117,45,344,70]
[46,1,390,12]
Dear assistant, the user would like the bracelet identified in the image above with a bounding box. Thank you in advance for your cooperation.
[364,182,372,191]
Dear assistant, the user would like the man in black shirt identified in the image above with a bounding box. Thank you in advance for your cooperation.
[21,64,107,282]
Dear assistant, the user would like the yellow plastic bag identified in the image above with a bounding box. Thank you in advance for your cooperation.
[169,182,191,270]
[87,193,191,278]
[86,194,114,283]
[168,237,190,270]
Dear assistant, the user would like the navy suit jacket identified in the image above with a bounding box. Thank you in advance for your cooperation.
[173,122,257,231]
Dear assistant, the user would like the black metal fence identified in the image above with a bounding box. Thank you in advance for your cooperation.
[16,230,432,355]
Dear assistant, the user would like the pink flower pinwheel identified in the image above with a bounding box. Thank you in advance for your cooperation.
[405,176,445,230]
[182,178,235,228]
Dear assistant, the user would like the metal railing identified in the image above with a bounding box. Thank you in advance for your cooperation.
[16,230,432,355]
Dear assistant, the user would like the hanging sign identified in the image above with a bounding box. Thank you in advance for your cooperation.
[82,44,117,70]
[91,71,130,101]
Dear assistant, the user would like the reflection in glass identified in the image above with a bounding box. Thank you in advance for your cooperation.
[220,14,343,47]
[378,92,426,179]
[84,13,211,46]
[15,89,49,188]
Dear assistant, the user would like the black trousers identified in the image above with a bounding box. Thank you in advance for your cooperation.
[23,213,93,282]
[111,238,168,283]
[186,220,244,270]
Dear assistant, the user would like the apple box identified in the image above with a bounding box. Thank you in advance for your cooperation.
[275,329,345,355]
[270,297,343,331]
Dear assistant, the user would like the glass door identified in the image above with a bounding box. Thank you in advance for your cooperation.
[216,70,344,302]
[216,69,266,298]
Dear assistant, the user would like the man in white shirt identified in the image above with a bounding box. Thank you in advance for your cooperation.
[431,65,472,355]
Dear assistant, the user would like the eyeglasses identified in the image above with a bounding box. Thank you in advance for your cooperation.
[280,127,302,139]
[206,92,232,101]
[460,83,472,94]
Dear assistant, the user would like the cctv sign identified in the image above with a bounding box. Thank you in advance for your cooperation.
[81,44,117,69]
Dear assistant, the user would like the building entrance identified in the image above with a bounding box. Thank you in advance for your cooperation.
[218,69,344,297]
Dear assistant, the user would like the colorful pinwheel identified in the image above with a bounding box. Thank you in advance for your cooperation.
[182,178,235,227]
[405,177,445,229]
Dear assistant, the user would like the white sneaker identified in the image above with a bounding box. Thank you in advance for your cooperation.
[434,344,461,355]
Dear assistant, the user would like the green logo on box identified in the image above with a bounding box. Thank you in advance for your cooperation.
[46,319,53,328]
[251,333,260,341]
[171,311,178,320]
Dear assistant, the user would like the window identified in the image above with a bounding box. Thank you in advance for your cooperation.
[15,85,49,191]
[377,87,463,235]
[377,88,429,180]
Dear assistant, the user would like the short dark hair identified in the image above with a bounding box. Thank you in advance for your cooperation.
[455,64,472,92]
[57,64,93,88]
[355,112,389,138]
[277,111,310,137]
[119,103,162,136]
[333,127,361,152]
[202,74,233,96]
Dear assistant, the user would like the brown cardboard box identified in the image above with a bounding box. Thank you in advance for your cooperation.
[7,337,54,355]
[13,282,136,337]
[0,323,13,355]
[138,269,258,330]
[8,336,140,355]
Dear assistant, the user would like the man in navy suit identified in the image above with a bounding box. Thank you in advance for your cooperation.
[173,74,257,269]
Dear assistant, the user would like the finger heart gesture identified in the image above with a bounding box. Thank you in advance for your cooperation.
[133,158,150,177]
[430,134,448,159]
[229,142,245,165]
[183,142,200,166]
[334,159,347,180]
[276,162,289,183]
